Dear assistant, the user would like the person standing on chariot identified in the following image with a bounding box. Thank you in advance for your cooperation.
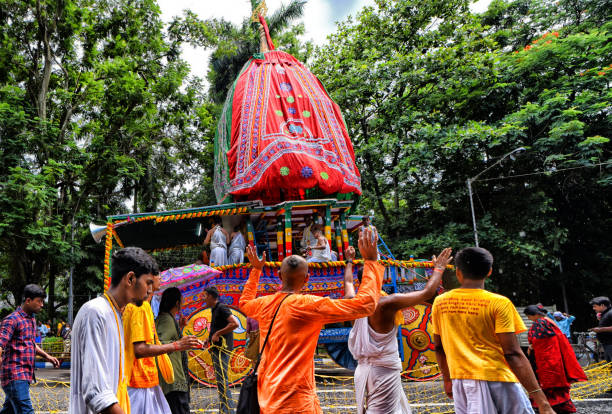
[360,216,380,259]
[228,225,246,265]
[239,228,383,413]
[306,227,332,263]
[343,245,452,413]
[205,216,229,267]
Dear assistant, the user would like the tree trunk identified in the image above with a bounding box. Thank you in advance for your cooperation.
[48,265,56,324]
[363,151,390,222]
[35,0,52,123]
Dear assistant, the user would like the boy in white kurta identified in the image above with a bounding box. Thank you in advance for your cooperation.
[70,296,126,414]
[70,247,159,414]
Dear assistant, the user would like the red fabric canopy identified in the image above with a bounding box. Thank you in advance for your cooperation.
[214,50,361,204]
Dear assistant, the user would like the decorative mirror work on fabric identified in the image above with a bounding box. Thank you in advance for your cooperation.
[214,50,361,204]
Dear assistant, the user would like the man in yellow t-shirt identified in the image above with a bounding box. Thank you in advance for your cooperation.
[432,247,554,414]
[123,273,201,413]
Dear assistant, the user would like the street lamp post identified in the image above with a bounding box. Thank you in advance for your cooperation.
[67,220,74,326]
[466,147,526,247]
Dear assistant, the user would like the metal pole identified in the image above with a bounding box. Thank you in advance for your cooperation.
[68,220,74,325]
[559,259,569,314]
[467,179,479,247]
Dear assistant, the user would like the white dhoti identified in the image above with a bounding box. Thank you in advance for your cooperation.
[128,385,172,414]
[228,233,246,265]
[452,379,534,414]
[348,317,411,414]
[210,227,228,267]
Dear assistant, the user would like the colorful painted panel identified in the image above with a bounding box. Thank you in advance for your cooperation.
[399,303,440,381]
[183,307,252,386]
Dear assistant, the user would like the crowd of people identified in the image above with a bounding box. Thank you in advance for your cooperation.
[0,226,611,413]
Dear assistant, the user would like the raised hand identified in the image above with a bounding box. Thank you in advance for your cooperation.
[344,246,356,261]
[358,228,378,261]
[246,245,266,270]
[432,248,453,272]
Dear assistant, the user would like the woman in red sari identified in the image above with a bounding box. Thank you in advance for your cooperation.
[524,305,587,413]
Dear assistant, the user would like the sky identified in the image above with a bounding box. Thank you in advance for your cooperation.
[157,0,492,81]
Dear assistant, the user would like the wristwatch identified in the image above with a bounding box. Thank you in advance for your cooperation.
[346,259,353,264]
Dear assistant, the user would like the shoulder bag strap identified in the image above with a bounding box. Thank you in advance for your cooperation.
[252,293,292,374]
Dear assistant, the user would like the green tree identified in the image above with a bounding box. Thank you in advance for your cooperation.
[0,0,217,316]
[312,0,611,325]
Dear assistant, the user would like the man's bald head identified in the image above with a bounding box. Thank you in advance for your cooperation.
[279,255,309,291]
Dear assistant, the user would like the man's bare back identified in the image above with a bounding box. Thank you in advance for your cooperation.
[343,246,452,332]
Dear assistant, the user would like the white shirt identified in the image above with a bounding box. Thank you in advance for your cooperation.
[302,224,317,248]
[311,237,332,261]
[70,296,124,413]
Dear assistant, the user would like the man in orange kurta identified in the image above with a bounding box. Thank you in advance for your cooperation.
[239,228,383,414]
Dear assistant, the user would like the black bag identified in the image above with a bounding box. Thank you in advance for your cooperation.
[236,293,292,414]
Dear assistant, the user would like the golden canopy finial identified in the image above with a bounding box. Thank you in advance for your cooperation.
[250,1,268,22]
[251,1,270,53]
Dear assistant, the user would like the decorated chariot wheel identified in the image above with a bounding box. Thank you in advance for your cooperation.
[399,303,440,381]
[182,307,253,386]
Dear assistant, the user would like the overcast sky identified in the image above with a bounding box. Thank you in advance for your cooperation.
[157,0,492,81]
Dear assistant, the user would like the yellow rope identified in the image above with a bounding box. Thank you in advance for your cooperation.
[14,361,612,414]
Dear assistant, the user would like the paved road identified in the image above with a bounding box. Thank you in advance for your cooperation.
[8,368,612,413]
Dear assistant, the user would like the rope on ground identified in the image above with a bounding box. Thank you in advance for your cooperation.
[6,357,611,414]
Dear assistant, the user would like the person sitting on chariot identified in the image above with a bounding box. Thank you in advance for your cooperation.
[300,215,317,255]
[306,227,332,263]
[204,216,229,267]
[343,245,452,413]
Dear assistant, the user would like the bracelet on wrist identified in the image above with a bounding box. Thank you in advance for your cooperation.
[527,388,542,395]
[173,342,179,351]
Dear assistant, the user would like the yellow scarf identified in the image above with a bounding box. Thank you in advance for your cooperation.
[104,293,131,414]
